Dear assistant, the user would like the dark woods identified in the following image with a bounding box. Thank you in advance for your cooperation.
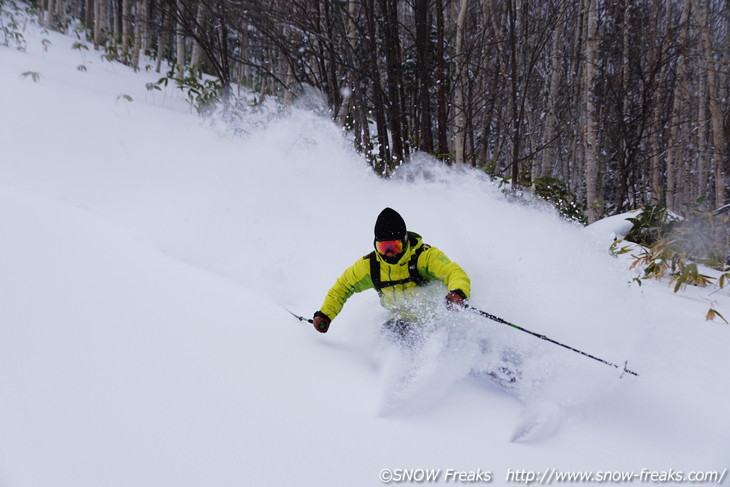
[37,0,730,222]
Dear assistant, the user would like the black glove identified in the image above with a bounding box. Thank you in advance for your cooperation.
[445,289,467,310]
[312,311,331,333]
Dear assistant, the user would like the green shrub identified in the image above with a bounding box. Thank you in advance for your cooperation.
[623,202,675,247]
[1,0,28,50]
[621,200,730,323]
[533,176,587,224]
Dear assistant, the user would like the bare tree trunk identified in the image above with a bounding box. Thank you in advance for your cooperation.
[189,2,205,78]
[283,63,296,105]
[175,0,185,79]
[648,0,668,203]
[666,0,691,210]
[569,0,587,200]
[535,7,564,181]
[155,10,170,73]
[364,0,390,172]
[121,0,129,58]
[93,0,104,48]
[131,0,147,69]
[454,0,468,165]
[584,0,600,222]
[45,0,55,28]
[613,0,631,212]
[697,56,709,206]
[435,0,449,158]
[143,0,152,53]
[723,0,730,207]
[84,0,94,30]
[240,19,250,85]
[357,77,373,158]
[415,0,434,153]
[379,0,406,168]
[395,4,410,160]
[507,0,519,185]
[55,0,64,21]
[380,0,405,170]
[701,0,727,209]
[112,0,120,48]
[336,0,358,125]
[650,105,663,201]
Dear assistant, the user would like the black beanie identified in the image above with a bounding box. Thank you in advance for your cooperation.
[374,208,407,241]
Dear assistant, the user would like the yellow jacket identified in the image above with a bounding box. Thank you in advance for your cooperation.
[319,232,470,321]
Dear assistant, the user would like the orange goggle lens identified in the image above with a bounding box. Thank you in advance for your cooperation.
[375,239,404,255]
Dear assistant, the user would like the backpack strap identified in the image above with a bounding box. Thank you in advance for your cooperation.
[369,243,430,294]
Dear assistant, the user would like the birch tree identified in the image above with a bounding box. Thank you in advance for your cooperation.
[583,0,601,222]
[453,0,468,165]
[534,4,565,181]
[174,0,185,79]
[701,0,727,209]
[664,1,691,210]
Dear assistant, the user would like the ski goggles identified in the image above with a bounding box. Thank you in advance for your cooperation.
[375,239,404,255]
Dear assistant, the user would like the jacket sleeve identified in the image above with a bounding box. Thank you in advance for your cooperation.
[319,256,374,321]
[419,247,471,298]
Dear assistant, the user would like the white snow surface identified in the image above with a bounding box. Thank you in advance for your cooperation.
[1,17,729,487]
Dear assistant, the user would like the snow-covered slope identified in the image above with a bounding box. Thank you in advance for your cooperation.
[1,15,728,487]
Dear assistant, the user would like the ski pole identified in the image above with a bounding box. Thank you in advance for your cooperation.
[284,308,313,324]
[466,305,639,377]
[284,307,331,332]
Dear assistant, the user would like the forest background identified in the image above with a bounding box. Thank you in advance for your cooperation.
[4,0,730,224]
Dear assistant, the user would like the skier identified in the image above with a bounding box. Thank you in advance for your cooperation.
[312,207,471,337]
